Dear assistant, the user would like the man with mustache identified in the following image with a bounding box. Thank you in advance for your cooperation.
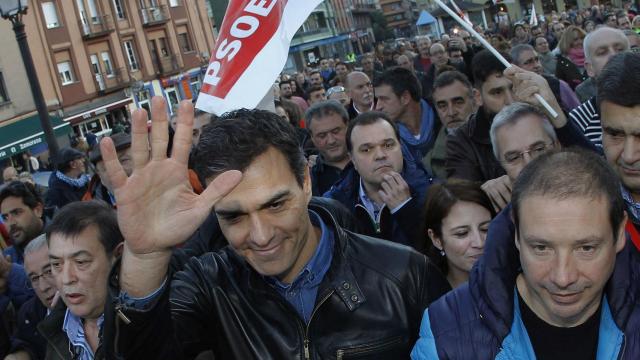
[39,201,123,359]
[325,112,430,248]
[345,71,375,120]
[0,181,46,265]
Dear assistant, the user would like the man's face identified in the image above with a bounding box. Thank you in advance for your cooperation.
[25,245,56,309]
[320,59,329,70]
[396,55,413,71]
[516,194,625,327]
[310,73,323,86]
[49,225,115,320]
[449,50,463,65]
[532,28,543,38]
[515,26,526,38]
[417,38,431,56]
[606,15,618,28]
[2,167,18,182]
[518,49,544,74]
[347,73,373,108]
[335,64,349,78]
[1,196,43,247]
[374,84,407,122]
[361,57,374,73]
[495,114,559,182]
[585,29,629,78]
[212,147,314,284]
[309,112,348,164]
[279,83,292,98]
[618,16,631,30]
[96,147,133,192]
[432,80,475,129]
[308,89,326,105]
[535,37,550,54]
[328,91,350,106]
[350,120,404,188]
[478,73,514,117]
[601,101,640,199]
[552,23,565,38]
[430,44,449,67]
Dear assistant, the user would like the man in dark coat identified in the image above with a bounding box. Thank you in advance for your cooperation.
[45,148,89,210]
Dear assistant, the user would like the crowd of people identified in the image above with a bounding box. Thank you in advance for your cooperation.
[0,3,639,359]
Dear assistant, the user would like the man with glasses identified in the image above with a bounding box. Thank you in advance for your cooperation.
[5,235,55,360]
[511,44,580,113]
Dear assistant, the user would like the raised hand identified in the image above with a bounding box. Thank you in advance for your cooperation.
[100,97,242,296]
[379,172,411,210]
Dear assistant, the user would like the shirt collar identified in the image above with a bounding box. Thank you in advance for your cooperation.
[621,186,640,223]
[62,309,104,357]
[269,210,333,290]
[358,178,383,221]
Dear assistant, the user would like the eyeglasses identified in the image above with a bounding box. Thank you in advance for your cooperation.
[28,267,53,289]
[501,142,554,165]
[327,86,345,97]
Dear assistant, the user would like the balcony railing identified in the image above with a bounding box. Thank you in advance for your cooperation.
[155,54,179,75]
[94,67,129,94]
[79,14,114,39]
[352,3,377,13]
[141,5,170,26]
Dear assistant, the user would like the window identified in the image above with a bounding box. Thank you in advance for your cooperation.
[0,72,9,103]
[57,62,74,85]
[123,41,140,71]
[165,87,179,114]
[42,2,60,29]
[169,0,180,7]
[113,0,126,19]
[87,0,100,23]
[136,89,151,112]
[190,78,201,98]
[101,52,114,76]
[177,33,193,53]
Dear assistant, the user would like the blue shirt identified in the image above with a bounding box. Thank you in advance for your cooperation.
[267,210,334,323]
[62,310,104,360]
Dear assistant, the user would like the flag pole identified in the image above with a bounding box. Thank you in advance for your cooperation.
[433,0,558,118]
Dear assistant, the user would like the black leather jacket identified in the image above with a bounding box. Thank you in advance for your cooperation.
[106,200,450,359]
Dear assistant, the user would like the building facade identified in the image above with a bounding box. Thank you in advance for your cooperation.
[379,0,420,38]
[0,0,216,168]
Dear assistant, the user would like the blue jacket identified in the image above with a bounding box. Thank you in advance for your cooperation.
[0,263,34,314]
[324,157,431,248]
[411,204,640,359]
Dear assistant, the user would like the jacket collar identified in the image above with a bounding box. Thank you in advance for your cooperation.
[244,203,366,312]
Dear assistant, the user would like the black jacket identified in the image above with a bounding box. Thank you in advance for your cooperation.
[106,200,450,359]
[10,296,47,359]
[45,172,88,210]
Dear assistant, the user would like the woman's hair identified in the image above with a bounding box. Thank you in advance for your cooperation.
[419,180,495,275]
[275,98,302,127]
[558,25,587,55]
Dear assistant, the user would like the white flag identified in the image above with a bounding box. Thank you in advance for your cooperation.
[530,3,538,26]
[196,0,323,115]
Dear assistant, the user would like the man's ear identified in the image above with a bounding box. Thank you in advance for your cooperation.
[473,87,483,107]
[585,61,595,78]
[34,202,44,219]
[303,164,312,203]
[401,90,412,106]
[113,242,125,262]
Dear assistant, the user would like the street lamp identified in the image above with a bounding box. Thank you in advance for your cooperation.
[0,0,60,163]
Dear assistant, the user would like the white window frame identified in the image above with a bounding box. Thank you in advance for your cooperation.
[42,2,61,29]
[57,62,74,85]
[165,87,179,114]
[169,0,179,7]
[136,89,151,112]
[123,41,139,71]
[101,52,114,77]
[113,0,126,19]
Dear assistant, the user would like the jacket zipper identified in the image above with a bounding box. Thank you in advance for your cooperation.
[303,289,335,360]
[113,303,132,358]
[355,203,385,234]
[335,336,402,359]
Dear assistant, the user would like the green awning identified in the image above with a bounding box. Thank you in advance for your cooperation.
[0,114,71,160]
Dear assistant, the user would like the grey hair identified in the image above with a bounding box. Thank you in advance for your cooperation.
[304,100,349,131]
[510,44,536,65]
[490,102,558,159]
[24,234,47,256]
[583,27,629,63]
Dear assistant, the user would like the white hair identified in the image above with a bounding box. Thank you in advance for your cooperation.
[583,27,629,63]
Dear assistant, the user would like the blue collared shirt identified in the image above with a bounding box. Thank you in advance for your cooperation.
[621,186,640,223]
[358,179,412,222]
[62,310,104,360]
[267,210,334,323]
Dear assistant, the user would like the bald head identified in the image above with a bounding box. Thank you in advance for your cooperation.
[345,71,368,90]
[584,27,630,78]
[2,167,18,183]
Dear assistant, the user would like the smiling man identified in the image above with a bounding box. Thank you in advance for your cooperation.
[413,149,640,359]
[39,201,123,360]
[102,99,449,359]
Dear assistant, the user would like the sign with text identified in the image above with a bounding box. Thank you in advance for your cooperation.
[196,0,322,115]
